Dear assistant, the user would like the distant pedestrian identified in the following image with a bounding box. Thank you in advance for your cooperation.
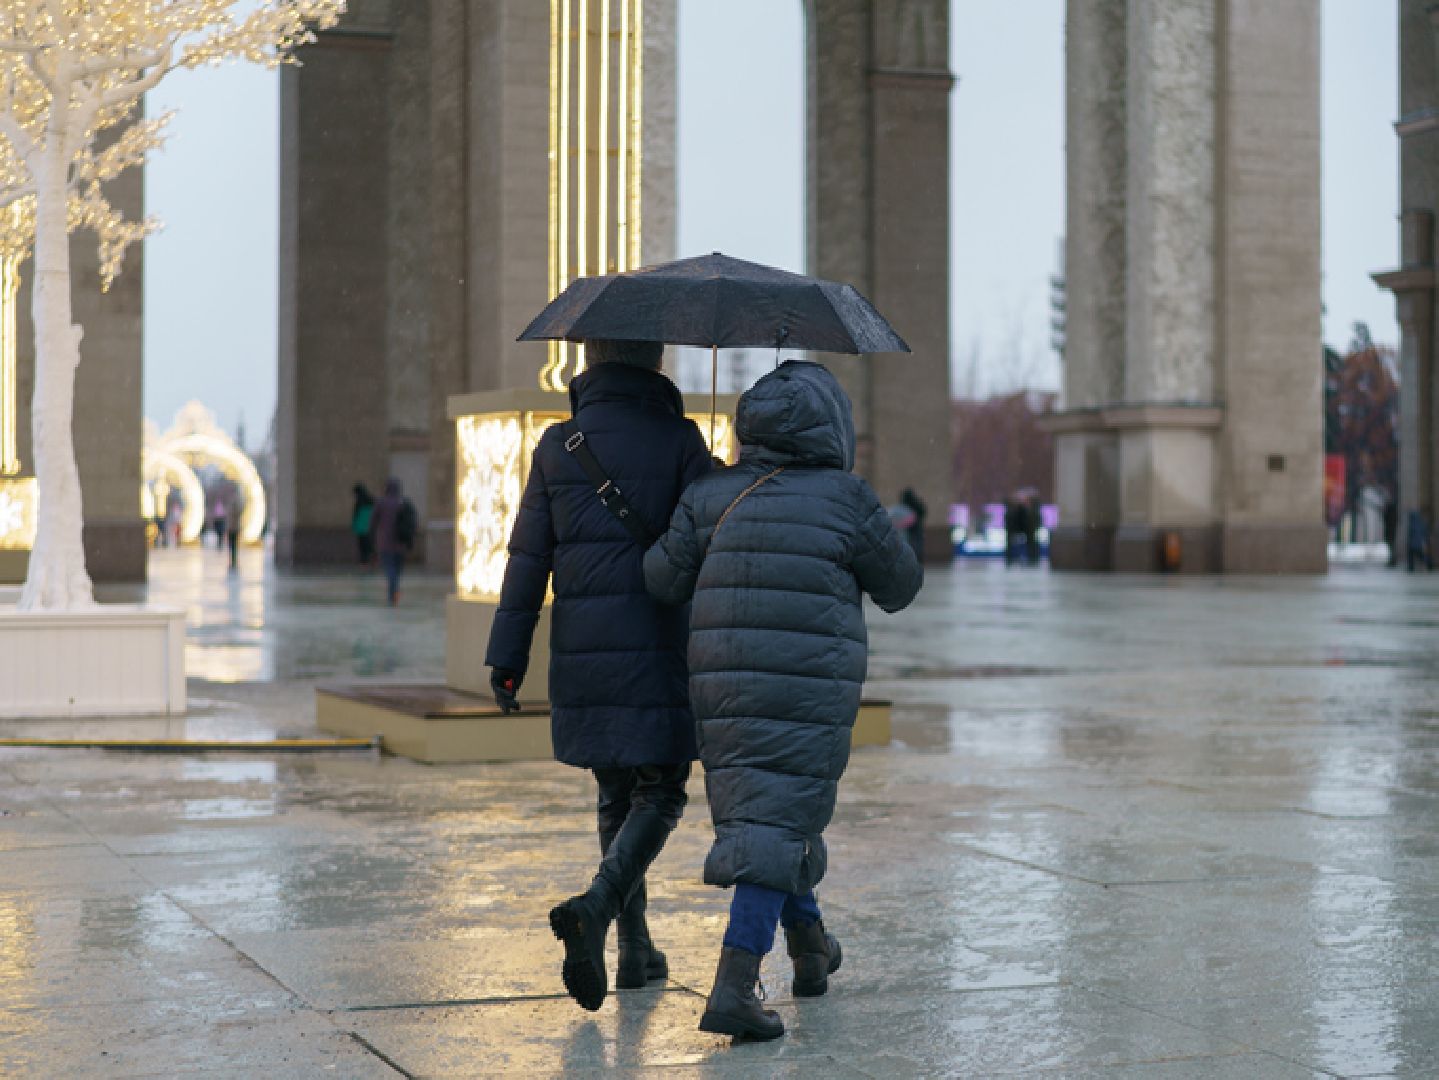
[1408,509,1433,572]
[352,483,376,565]
[222,481,243,571]
[645,361,922,1042]
[210,493,227,551]
[371,479,417,604]
[1024,493,1042,566]
[1004,497,1029,567]
[165,488,183,547]
[1384,498,1399,568]
[900,486,928,563]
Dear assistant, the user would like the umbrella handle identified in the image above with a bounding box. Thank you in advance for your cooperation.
[709,344,718,454]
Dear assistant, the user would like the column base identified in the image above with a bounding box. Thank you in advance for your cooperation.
[1221,523,1328,573]
[276,527,430,568]
[426,521,455,573]
[921,524,952,566]
[1049,525,1116,571]
[85,521,148,584]
[275,526,356,566]
[1113,524,1221,573]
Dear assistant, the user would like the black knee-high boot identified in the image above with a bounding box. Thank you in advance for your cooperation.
[551,805,673,1010]
[600,829,669,988]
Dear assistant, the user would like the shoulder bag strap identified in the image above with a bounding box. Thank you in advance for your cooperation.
[561,420,657,547]
[705,467,785,554]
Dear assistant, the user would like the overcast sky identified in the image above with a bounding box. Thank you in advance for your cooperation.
[142,0,1399,440]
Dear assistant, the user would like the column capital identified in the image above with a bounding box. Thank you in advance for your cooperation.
[1373,266,1438,293]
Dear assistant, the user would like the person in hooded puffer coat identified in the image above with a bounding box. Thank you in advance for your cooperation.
[644,360,922,1041]
[486,339,712,1013]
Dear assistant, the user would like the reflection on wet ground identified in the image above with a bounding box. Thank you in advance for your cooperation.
[2,551,1439,1075]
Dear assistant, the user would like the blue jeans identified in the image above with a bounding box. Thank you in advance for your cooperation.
[380,551,404,603]
[723,883,823,958]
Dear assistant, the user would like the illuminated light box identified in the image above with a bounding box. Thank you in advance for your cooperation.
[445,387,739,700]
[0,475,36,551]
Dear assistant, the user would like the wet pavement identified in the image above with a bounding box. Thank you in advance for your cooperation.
[3,547,1439,1077]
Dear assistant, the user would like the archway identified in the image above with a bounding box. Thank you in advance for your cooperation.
[140,441,206,544]
[148,403,267,545]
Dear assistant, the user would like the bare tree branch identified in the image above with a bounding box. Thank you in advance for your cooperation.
[93,48,171,113]
[76,45,169,80]
[0,108,35,162]
[0,183,34,209]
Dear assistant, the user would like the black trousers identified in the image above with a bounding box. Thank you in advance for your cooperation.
[593,763,690,837]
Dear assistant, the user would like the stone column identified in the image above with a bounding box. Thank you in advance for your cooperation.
[1376,0,1439,567]
[384,0,434,565]
[806,0,954,562]
[1055,0,1328,574]
[1112,0,1222,572]
[805,0,873,461]
[275,6,394,566]
[642,0,679,267]
[1049,0,1127,570]
[1376,213,1435,563]
[464,2,551,395]
[425,0,470,572]
[1215,0,1326,571]
[869,0,954,562]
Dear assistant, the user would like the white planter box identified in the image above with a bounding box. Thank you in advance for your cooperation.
[0,606,186,718]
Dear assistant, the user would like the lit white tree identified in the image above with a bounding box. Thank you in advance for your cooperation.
[0,0,341,611]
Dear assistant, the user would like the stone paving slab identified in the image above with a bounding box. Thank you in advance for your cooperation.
[0,1002,391,1078]
[1135,983,1439,1078]
[1014,1058,1324,1079]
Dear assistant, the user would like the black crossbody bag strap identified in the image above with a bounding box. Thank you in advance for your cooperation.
[561,420,658,547]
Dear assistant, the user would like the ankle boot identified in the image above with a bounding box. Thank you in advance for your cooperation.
[615,878,669,988]
[549,892,612,1012]
[600,829,668,989]
[698,947,785,1041]
[784,920,842,997]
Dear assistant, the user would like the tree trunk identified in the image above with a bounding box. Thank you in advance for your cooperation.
[18,151,92,611]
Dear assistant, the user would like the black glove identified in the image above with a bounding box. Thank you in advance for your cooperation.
[490,667,522,714]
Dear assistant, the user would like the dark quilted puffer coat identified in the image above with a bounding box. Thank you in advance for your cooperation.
[643,361,922,893]
[485,362,712,768]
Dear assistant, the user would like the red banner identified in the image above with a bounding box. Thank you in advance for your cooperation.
[1324,454,1346,527]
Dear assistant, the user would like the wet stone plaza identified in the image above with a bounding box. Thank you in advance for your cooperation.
[2,549,1439,1077]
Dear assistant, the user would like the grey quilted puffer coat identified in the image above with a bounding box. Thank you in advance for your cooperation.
[643,361,922,893]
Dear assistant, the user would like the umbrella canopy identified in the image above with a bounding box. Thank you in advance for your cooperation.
[517,252,910,354]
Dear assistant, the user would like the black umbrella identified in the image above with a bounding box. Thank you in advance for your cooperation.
[517,252,910,443]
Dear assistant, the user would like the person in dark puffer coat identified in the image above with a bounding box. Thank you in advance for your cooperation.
[485,340,712,1013]
[644,360,922,1041]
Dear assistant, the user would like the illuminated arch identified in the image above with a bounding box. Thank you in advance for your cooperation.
[141,447,207,543]
[160,434,266,544]
[148,403,268,545]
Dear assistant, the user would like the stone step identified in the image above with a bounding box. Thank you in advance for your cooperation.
[316,682,891,764]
